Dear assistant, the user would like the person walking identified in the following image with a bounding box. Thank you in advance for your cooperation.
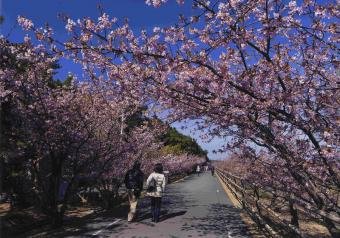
[146,163,166,223]
[211,165,215,176]
[196,164,201,176]
[124,160,144,222]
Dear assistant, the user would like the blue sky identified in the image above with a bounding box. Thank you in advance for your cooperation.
[0,0,228,160]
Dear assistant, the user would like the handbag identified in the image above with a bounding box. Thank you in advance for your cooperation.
[147,177,156,193]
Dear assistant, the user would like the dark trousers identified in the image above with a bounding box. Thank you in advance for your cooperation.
[151,197,162,222]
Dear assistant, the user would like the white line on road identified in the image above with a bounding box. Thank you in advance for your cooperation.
[92,219,121,236]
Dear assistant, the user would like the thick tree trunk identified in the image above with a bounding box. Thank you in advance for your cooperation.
[323,216,340,238]
[45,151,64,228]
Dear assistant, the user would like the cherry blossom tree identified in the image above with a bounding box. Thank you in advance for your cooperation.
[15,0,339,235]
[1,34,204,225]
[0,38,162,224]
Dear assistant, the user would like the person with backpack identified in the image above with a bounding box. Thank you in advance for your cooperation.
[124,160,144,222]
[146,163,166,223]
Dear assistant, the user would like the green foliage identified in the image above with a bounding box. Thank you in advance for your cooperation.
[160,127,207,157]
[63,74,73,87]
[124,106,148,133]
[47,79,62,88]
[47,67,76,89]
[123,108,207,157]
[160,144,183,155]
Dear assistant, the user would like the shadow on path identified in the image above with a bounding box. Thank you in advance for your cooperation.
[160,210,187,222]
[14,204,130,238]
[181,203,250,237]
[19,173,252,237]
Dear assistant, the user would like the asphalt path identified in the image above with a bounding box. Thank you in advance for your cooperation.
[76,172,252,238]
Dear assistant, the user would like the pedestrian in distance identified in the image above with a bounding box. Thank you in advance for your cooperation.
[196,164,201,176]
[211,165,215,176]
[146,163,166,223]
[124,160,144,222]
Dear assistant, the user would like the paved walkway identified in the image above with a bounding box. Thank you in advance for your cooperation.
[83,172,251,238]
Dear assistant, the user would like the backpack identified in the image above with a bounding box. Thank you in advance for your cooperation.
[147,177,156,193]
[125,169,143,190]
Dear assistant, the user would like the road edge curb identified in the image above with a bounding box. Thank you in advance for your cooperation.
[215,173,242,208]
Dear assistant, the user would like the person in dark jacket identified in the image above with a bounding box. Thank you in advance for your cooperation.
[211,165,215,176]
[124,160,144,222]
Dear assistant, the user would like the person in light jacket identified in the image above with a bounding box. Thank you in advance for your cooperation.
[146,163,166,223]
[196,164,201,176]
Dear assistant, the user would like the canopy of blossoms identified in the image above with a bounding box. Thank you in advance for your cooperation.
[7,0,339,235]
